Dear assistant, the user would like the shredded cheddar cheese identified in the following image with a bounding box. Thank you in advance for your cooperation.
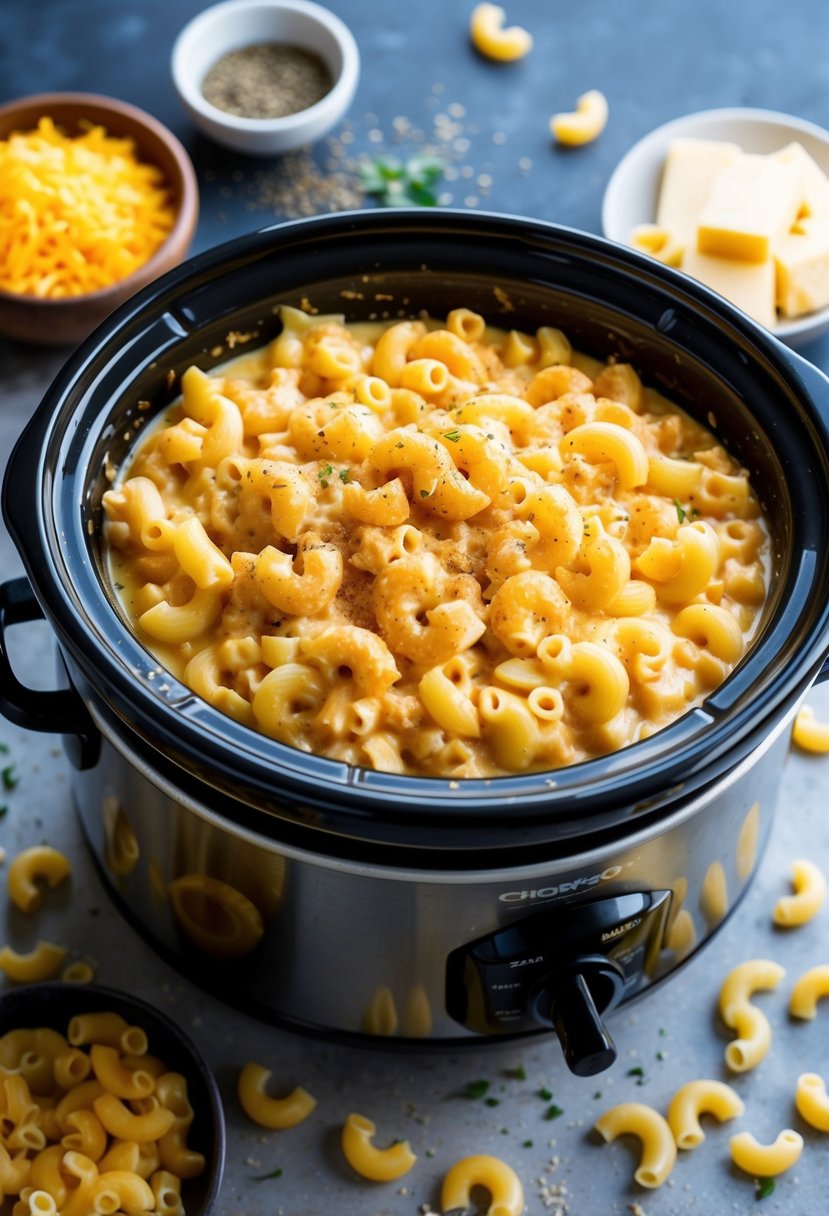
[0,115,176,298]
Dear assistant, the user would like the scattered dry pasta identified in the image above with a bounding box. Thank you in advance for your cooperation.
[718,958,785,1073]
[7,846,71,914]
[730,1128,803,1177]
[0,116,175,298]
[237,1062,316,1129]
[0,1011,204,1214]
[789,963,829,1020]
[773,858,827,927]
[440,1152,524,1215]
[594,1102,676,1188]
[667,1079,744,1149]
[340,1112,416,1181]
[469,3,533,61]
[795,1072,829,1132]
[791,703,829,752]
[550,89,609,146]
[104,307,769,778]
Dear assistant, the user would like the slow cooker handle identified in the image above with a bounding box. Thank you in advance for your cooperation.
[0,577,94,737]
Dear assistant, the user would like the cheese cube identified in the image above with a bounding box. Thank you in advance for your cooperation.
[774,219,829,317]
[656,137,741,248]
[697,154,803,262]
[681,249,777,329]
[770,142,829,220]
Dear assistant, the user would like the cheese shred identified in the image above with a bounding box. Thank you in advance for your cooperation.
[0,116,176,298]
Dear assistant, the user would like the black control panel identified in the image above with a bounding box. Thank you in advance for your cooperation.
[446,890,671,1075]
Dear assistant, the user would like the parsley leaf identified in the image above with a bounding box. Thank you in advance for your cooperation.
[338,468,350,483]
[250,1167,283,1182]
[1,765,18,791]
[505,1063,527,1081]
[318,463,333,489]
[447,1078,490,1100]
[359,154,446,208]
[627,1066,646,1086]
[674,499,686,524]
[537,1087,553,1101]
[543,1103,564,1120]
[755,1177,775,1200]
[443,429,461,442]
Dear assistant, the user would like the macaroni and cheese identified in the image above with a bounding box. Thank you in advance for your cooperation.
[103,307,769,778]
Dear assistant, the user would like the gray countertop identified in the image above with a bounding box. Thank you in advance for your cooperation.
[2,2,829,1213]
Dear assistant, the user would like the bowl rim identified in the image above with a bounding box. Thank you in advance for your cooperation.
[170,0,360,134]
[0,90,199,310]
[601,105,829,343]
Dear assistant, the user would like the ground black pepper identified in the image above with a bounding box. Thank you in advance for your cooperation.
[202,42,333,119]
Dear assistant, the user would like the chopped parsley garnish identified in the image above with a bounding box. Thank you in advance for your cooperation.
[656,1050,667,1061]
[537,1087,553,1102]
[419,488,432,498]
[627,1066,646,1086]
[543,1104,564,1121]
[358,153,446,208]
[318,463,334,488]
[484,1097,500,1107]
[447,1078,490,1101]
[755,1177,775,1200]
[593,1090,602,1100]
[0,742,8,754]
[443,429,461,442]
[338,468,350,483]
[1,765,18,791]
[522,1139,534,1148]
[659,1027,668,1036]
[674,499,686,523]
[250,1167,283,1182]
[0,807,7,819]
[505,1063,527,1081]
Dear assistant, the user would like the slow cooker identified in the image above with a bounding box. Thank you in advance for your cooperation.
[3,211,829,1076]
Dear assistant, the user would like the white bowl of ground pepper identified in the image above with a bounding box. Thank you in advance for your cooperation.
[171,0,359,156]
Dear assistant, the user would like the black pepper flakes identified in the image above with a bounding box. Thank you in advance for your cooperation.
[202,43,333,120]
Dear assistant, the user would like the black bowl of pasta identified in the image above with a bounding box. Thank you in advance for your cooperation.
[2,210,829,1054]
[0,981,225,1215]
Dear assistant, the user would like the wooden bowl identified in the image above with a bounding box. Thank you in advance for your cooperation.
[0,92,199,347]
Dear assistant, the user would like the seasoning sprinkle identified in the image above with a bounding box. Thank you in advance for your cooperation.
[202,43,333,120]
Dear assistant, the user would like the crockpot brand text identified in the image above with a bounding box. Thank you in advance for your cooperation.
[498,866,623,903]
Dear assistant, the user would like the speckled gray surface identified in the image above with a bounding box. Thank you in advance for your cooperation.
[1,2,829,1214]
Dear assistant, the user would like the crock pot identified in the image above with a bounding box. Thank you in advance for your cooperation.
[3,211,829,1076]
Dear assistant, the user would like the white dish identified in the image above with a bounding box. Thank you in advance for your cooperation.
[171,0,360,156]
[601,107,829,348]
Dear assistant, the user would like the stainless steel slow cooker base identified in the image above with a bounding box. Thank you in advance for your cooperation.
[69,703,787,1065]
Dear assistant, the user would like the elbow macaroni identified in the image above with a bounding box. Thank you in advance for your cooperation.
[340,1113,416,1182]
[594,1102,677,1188]
[103,308,769,778]
[0,1012,204,1215]
[667,1080,744,1149]
[469,3,533,61]
[718,959,785,1072]
[237,1063,317,1130]
[773,858,827,926]
[440,1153,523,1216]
[729,1129,803,1177]
[789,963,829,1019]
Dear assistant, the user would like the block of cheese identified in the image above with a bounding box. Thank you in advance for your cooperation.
[774,219,829,317]
[656,137,741,249]
[681,248,777,328]
[770,141,829,220]
[697,154,803,262]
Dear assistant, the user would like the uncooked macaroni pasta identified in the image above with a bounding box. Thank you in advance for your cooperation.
[103,307,769,778]
[0,1012,203,1215]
